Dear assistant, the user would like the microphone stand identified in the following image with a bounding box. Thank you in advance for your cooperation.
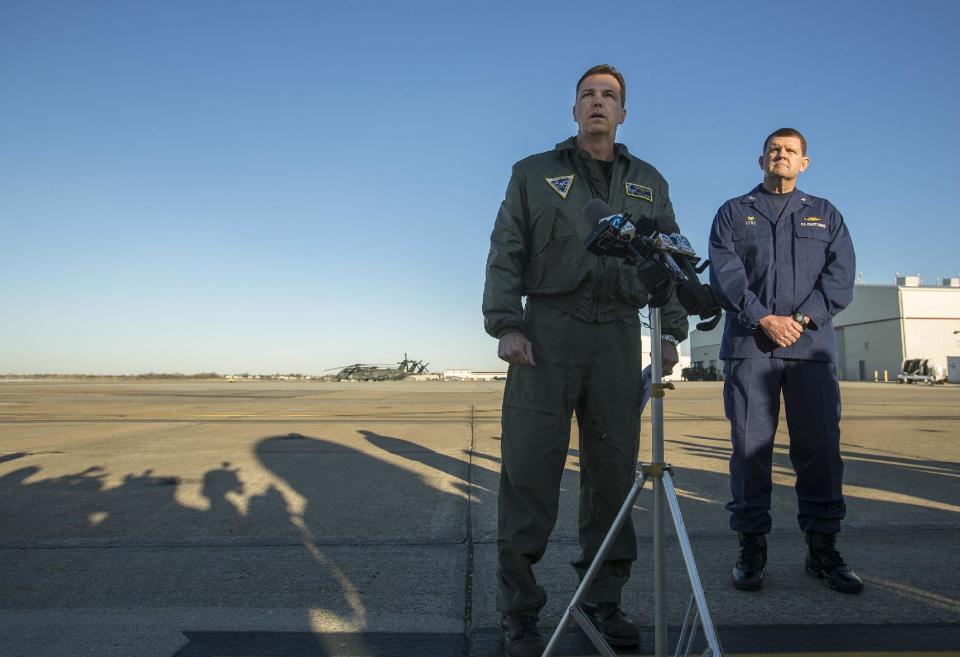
[541,254,723,657]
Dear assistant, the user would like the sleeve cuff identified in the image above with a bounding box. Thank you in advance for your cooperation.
[795,303,823,330]
[496,326,523,339]
[737,300,770,330]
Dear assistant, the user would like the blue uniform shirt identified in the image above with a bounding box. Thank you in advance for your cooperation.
[708,185,856,361]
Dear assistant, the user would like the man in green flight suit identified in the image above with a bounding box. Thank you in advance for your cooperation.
[483,64,689,657]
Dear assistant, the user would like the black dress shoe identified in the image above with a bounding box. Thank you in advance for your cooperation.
[733,532,766,591]
[501,613,545,657]
[579,602,640,647]
[805,532,864,594]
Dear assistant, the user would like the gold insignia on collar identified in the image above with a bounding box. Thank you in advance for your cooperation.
[625,182,653,202]
[545,174,575,199]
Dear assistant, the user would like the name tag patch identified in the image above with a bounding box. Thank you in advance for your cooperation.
[625,182,653,203]
[799,216,826,229]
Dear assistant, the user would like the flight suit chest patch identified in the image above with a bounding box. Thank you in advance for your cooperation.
[545,174,575,199]
[625,182,653,203]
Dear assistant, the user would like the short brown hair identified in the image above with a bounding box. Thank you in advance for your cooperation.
[763,128,807,156]
[576,64,626,108]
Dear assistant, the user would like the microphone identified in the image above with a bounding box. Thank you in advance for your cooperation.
[584,199,664,239]
[581,200,724,328]
[583,198,615,224]
[583,199,637,256]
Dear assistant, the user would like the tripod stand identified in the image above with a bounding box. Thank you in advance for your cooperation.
[541,306,723,657]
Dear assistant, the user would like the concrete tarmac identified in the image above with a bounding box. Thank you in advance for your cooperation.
[0,379,958,656]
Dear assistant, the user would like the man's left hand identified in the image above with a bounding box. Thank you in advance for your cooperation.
[661,339,679,375]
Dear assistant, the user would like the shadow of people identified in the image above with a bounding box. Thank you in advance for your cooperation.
[2,430,472,656]
[0,452,28,466]
[4,398,959,657]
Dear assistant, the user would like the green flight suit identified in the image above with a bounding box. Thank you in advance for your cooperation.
[483,137,688,615]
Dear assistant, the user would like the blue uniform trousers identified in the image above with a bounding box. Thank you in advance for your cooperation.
[723,357,846,534]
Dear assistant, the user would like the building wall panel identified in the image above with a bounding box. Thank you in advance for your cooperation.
[899,288,960,319]
[902,319,960,373]
[837,319,903,381]
[691,345,722,369]
[835,286,899,327]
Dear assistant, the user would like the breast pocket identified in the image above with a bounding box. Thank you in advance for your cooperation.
[523,207,582,294]
[732,222,772,268]
[794,224,830,272]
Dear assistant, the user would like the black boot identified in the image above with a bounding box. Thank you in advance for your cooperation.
[579,602,640,647]
[500,613,545,657]
[732,532,766,591]
[805,532,864,594]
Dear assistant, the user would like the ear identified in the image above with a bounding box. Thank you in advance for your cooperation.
[572,104,577,122]
[798,155,810,173]
[618,107,627,125]
[758,154,764,170]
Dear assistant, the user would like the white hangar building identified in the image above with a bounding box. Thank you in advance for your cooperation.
[688,277,960,381]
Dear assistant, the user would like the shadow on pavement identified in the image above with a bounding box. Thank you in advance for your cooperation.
[2,404,959,657]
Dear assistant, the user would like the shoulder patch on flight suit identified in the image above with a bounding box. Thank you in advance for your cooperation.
[625,182,653,202]
[545,174,575,199]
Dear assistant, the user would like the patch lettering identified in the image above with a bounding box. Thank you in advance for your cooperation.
[799,216,826,229]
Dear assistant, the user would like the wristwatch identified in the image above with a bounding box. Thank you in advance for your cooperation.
[792,311,811,327]
[661,334,679,346]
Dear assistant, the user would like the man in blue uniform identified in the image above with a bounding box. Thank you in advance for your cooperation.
[708,128,863,594]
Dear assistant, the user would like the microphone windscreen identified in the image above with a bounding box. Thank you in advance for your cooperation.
[633,213,679,236]
[583,197,681,235]
[583,199,616,224]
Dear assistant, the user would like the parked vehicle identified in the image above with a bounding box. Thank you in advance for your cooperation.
[681,365,721,381]
[897,358,946,385]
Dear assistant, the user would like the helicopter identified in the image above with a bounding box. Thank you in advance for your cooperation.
[324,354,430,381]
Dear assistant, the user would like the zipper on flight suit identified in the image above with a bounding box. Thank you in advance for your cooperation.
[578,152,611,322]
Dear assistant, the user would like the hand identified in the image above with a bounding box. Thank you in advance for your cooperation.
[758,315,803,348]
[661,340,679,375]
[677,282,721,318]
[498,332,535,366]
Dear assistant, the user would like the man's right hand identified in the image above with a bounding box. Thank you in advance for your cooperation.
[498,332,536,366]
[758,314,803,348]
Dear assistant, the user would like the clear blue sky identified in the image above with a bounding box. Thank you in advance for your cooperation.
[2,1,958,374]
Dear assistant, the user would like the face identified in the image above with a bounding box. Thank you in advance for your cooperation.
[573,73,626,137]
[760,135,809,181]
